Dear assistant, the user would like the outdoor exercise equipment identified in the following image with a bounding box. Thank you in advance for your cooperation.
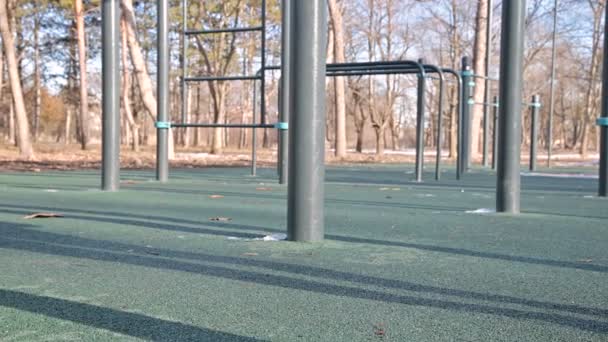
[100,0,598,238]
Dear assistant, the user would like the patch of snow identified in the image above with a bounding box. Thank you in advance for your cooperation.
[466,208,495,214]
[522,172,598,179]
[227,233,287,242]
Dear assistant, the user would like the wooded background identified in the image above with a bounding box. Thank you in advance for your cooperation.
[0,0,604,163]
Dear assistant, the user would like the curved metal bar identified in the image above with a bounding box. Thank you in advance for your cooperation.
[441,68,463,180]
[422,64,444,181]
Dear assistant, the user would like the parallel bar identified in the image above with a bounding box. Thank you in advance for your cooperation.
[496,0,526,213]
[184,26,263,35]
[415,59,426,182]
[172,123,276,129]
[492,96,499,170]
[185,75,260,82]
[278,0,291,185]
[529,95,540,172]
[427,66,445,181]
[287,0,327,242]
[156,0,169,183]
[101,0,120,191]
[599,1,608,197]
[441,68,463,180]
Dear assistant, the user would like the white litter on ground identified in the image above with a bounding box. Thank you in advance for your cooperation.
[44,189,58,193]
[466,208,495,214]
[522,172,598,179]
[227,233,287,242]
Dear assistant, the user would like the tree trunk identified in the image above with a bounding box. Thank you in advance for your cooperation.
[0,0,34,158]
[121,17,139,152]
[328,0,347,158]
[374,126,385,156]
[9,98,15,144]
[122,0,174,158]
[470,0,489,162]
[33,3,41,141]
[64,108,72,144]
[75,0,90,149]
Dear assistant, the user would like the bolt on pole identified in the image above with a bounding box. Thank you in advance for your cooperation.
[529,95,541,172]
[156,0,169,183]
[101,0,120,192]
[415,59,426,183]
[287,0,327,242]
[496,0,526,214]
[599,1,608,197]
[278,0,291,185]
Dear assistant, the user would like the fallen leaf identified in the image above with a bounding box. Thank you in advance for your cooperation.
[256,187,273,191]
[577,258,594,264]
[242,252,259,257]
[209,195,224,199]
[209,217,232,222]
[373,323,386,338]
[121,180,140,185]
[23,213,64,220]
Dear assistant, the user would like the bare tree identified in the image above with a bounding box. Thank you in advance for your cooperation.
[328,0,347,157]
[74,0,90,149]
[0,0,33,158]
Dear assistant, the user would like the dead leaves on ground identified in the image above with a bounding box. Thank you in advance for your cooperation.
[209,217,232,222]
[23,212,64,219]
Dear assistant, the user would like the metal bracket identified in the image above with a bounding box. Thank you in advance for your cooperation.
[274,122,289,130]
[597,117,608,126]
[155,121,172,129]
[461,70,474,77]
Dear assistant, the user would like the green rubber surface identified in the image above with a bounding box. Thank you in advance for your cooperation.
[0,165,607,341]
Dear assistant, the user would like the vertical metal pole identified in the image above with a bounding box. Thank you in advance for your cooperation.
[461,57,473,174]
[181,0,188,124]
[101,0,120,192]
[548,0,558,167]
[598,1,608,197]
[434,70,445,181]
[278,0,291,185]
[492,96,499,170]
[454,72,463,180]
[156,0,169,183]
[496,0,526,214]
[483,0,493,168]
[251,80,258,177]
[260,0,267,144]
[287,0,327,242]
[415,59,426,183]
[530,95,540,172]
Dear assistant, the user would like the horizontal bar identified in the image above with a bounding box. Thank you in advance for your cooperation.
[470,74,499,82]
[598,117,608,126]
[172,123,276,129]
[185,75,261,82]
[184,26,263,35]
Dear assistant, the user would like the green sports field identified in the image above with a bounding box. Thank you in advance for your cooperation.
[0,165,606,341]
